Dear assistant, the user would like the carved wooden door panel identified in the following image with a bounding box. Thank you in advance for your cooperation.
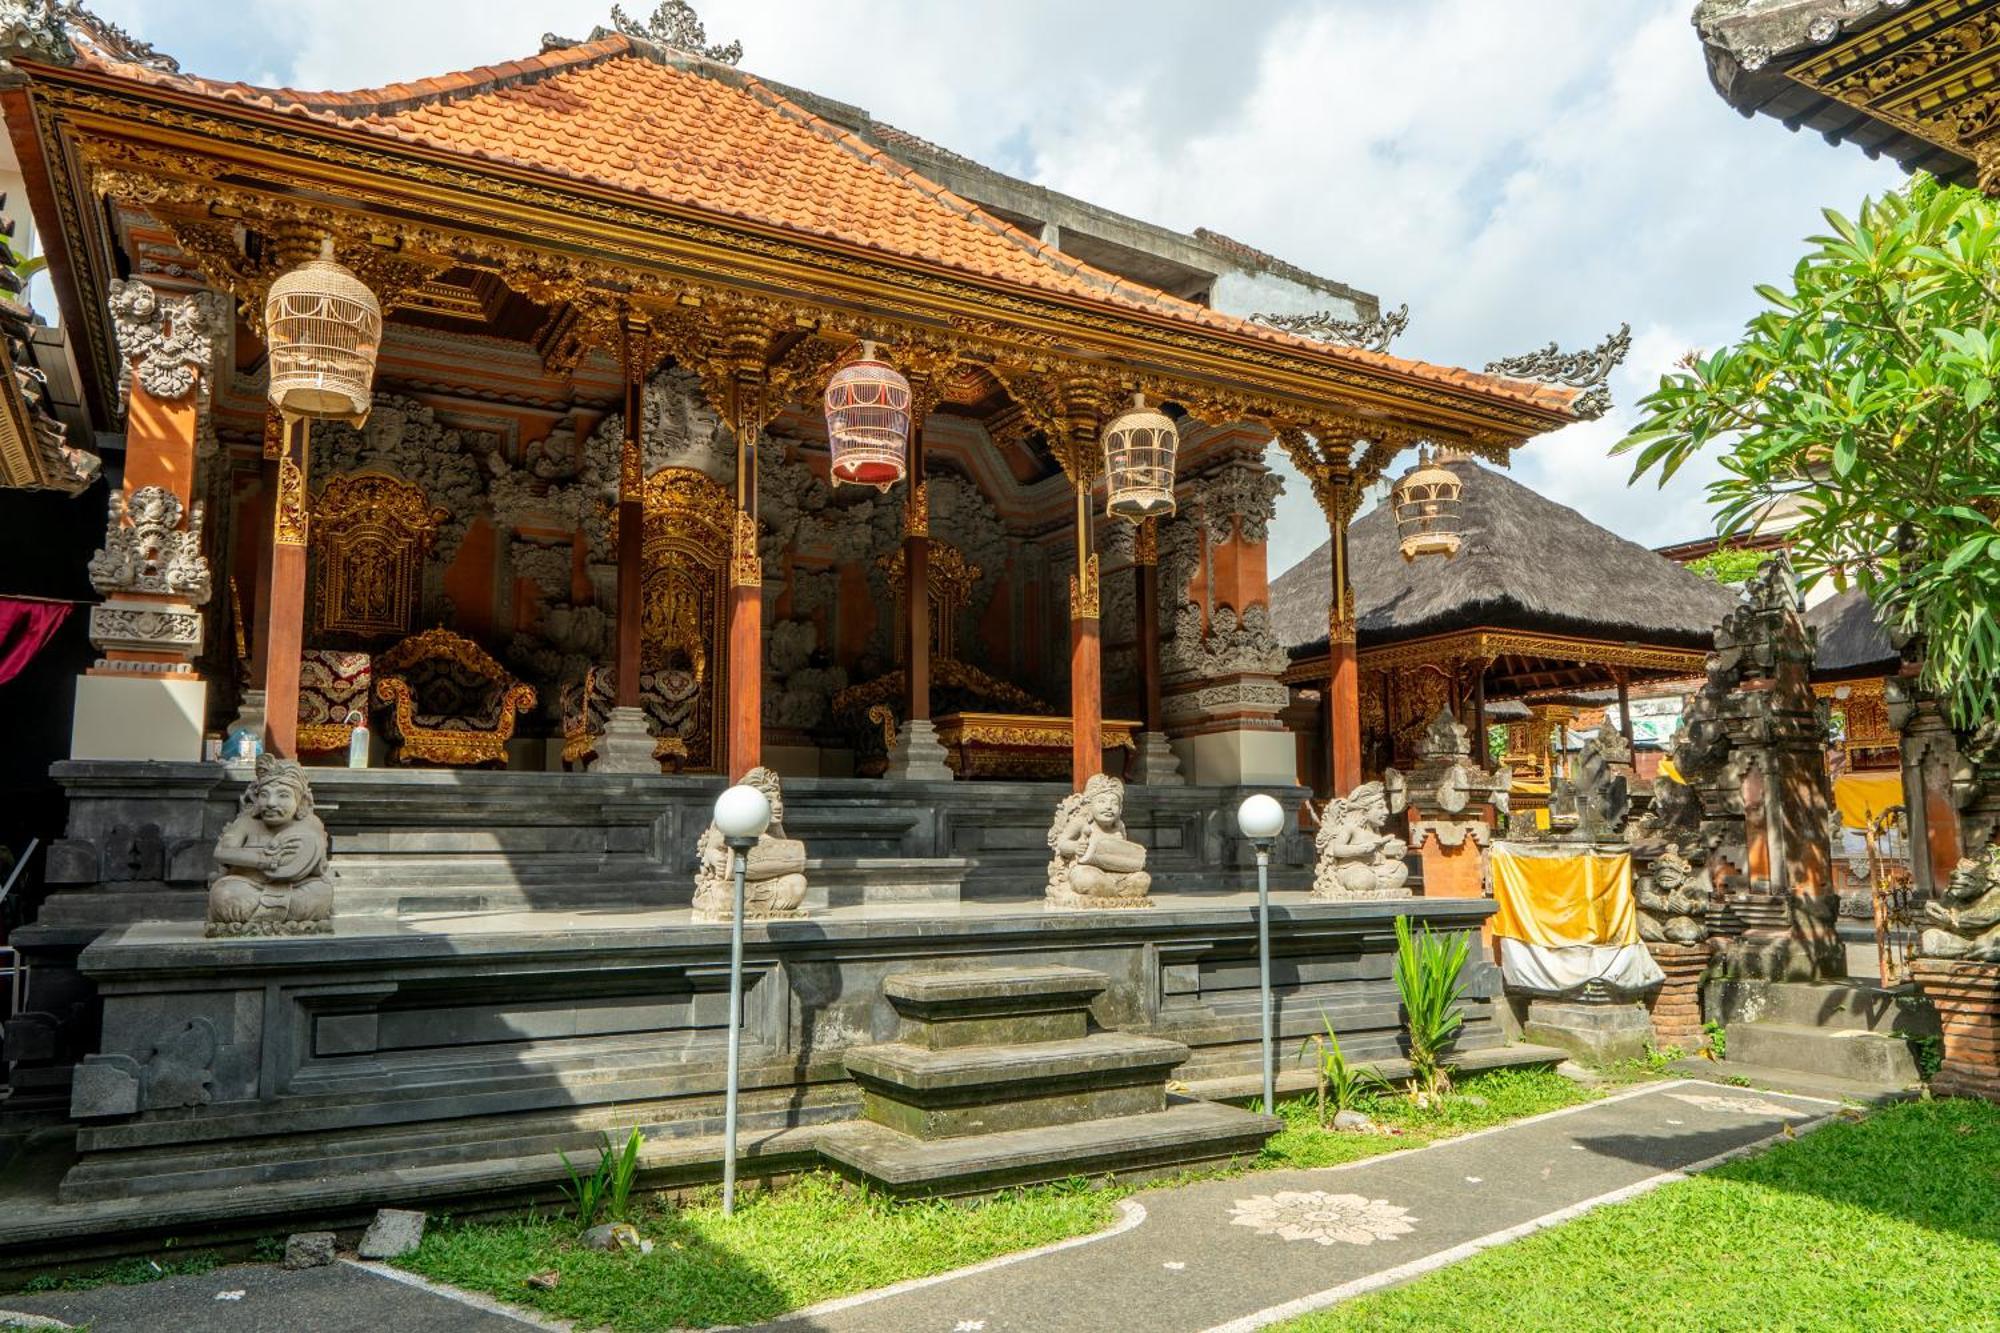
[640,468,732,772]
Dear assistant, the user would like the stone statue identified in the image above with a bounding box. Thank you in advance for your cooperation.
[1919,845,2000,963]
[692,766,809,922]
[1046,774,1153,909]
[1311,781,1411,900]
[1635,846,1711,946]
[1552,734,1629,843]
[206,755,334,937]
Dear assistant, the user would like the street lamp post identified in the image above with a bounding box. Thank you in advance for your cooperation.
[711,783,772,1217]
[1237,793,1285,1115]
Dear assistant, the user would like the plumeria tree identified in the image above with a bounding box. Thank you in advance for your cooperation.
[1619,179,2000,725]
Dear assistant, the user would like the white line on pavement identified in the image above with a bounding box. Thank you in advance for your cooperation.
[341,1259,574,1330]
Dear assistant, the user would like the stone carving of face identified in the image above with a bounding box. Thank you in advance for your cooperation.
[253,781,300,827]
[1088,782,1122,828]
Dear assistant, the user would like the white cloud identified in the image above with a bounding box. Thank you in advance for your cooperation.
[93,0,1905,573]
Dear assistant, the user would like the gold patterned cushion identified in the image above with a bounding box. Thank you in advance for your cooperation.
[298,650,373,729]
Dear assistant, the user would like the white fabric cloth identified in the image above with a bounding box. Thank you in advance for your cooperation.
[1499,937,1665,997]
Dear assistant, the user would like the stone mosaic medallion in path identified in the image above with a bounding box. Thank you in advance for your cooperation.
[1227,1190,1419,1246]
[1667,1091,1815,1118]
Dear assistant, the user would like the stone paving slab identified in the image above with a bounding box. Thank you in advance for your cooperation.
[3,1258,554,1332]
[771,1079,1833,1333]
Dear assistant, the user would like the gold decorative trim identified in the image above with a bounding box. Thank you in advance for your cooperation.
[274,456,308,547]
[730,508,762,587]
[1069,553,1101,620]
[1135,517,1158,567]
[904,479,929,538]
[1284,627,1711,685]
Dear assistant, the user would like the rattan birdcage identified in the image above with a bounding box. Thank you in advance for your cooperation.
[1102,394,1179,521]
[264,239,383,424]
[1392,449,1463,561]
[823,344,911,490]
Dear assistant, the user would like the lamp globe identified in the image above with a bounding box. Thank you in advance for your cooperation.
[1237,793,1285,842]
[714,784,772,843]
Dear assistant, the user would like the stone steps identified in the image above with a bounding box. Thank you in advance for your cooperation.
[1707,979,1937,1037]
[833,964,1277,1195]
[1665,1057,1916,1107]
[1724,1022,1921,1088]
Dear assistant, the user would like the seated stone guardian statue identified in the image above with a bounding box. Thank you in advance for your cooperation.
[1311,781,1411,900]
[1046,773,1152,909]
[207,754,335,936]
[1635,846,1711,947]
[1920,844,2000,963]
[692,766,809,922]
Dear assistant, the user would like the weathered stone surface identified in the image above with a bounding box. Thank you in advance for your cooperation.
[1332,1109,1373,1132]
[356,1207,426,1259]
[283,1231,336,1269]
[581,1222,643,1252]
[1045,775,1153,909]
[1521,999,1653,1067]
[1310,780,1410,900]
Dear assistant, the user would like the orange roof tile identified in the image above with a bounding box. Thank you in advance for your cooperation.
[66,34,1579,420]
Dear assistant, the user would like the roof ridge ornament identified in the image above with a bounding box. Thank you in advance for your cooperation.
[1483,322,1631,421]
[608,1,742,65]
[0,1,178,71]
[1251,303,1409,353]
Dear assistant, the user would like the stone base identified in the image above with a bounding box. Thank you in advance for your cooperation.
[1521,998,1654,1067]
[587,706,658,775]
[803,857,968,910]
[1909,960,2000,1102]
[1704,977,1931,1089]
[225,688,266,749]
[1644,942,1712,1053]
[1045,886,1154,911]
[883,720,954,782]
[70,674,206,762]
[1309,884,1414,903]
[1129,731,1184,786]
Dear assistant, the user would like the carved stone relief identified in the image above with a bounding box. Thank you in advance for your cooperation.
[88,485,211,604]
[314,394,486,563]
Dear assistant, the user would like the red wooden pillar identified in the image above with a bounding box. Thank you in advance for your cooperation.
[726,370,765,779]
[903,405,930,724]
[1136,518,1163,737]
[262,413,310,759]
[245,411,281,687]
[1069,472,1101,790]
[1327,478,1361,795]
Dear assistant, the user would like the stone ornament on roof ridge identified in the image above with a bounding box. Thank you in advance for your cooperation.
[1693,0,1907,72]
[0,1,177,71]
[1483,322,1631,421]
[610,1,742,65]
[1251,303,1409,353]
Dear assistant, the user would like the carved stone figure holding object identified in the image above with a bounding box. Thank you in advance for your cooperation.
[1635,846,1711,947]
[1046,773,1153,909]
[207,754,334,936]
[1311,781,1411,900]
[1920,844,2000,963]
[692,766,808,922]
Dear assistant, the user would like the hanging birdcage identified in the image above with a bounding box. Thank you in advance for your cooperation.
[264,239,382,424]
[823,343,911,491]
[1391,448,1463,561]
[1101,394,1179,520]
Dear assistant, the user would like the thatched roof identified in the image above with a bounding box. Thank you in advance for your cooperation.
[1806,586,1897,678]
[1271,459,1736,655]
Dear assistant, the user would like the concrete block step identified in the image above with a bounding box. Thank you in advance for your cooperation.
[1726,1022,1921,1087]
[1183,1040,1568,1106]
[1706,979,1938,1037]
[884,965,1109,1012]
[845,1033,1189,1096]
[1665,1057,1918,1107]
[817,1098,1279,1197]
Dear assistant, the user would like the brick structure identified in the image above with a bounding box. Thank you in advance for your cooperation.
[1644,942,1712,1053]
[1909,960,2000,1103]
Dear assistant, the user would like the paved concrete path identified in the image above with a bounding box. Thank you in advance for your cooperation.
[2,1258,560,1332]
[1,1078,1830,1333]
[771,1079,1833,1333]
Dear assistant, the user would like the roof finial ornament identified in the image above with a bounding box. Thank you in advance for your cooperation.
[1483,322,1631,421]
[0,2,178,71]
[609,1,742,65]
[1251,303,1409,353]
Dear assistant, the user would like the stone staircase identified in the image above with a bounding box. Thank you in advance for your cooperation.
[819,965,1278,1197]
[1686,977,1938,1103]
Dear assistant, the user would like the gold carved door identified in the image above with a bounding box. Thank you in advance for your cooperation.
[640,468,732,772]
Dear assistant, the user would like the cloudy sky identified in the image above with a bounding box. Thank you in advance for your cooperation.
[92,0,1904,573]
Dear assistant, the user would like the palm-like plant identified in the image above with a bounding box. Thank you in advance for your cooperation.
[1393,915,1469,1104]
[1299,1012,1391,1125]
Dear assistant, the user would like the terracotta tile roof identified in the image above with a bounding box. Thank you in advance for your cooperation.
[67,35,1580,421]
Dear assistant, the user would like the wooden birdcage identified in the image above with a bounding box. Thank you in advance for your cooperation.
[264,239,383,425]
[823,343,911,490]
[1102,394,1178,520]
[1391,448,1463,561]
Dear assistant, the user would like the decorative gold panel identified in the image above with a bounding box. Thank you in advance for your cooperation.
[641,467,733,773]
[310,471,444,640]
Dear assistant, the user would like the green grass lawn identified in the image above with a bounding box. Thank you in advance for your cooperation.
[1280,1097,2000,1333]
[396,1066,1600,1331]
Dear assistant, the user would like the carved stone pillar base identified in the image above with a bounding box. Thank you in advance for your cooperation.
[1909,959,2000,1103]
[1130,731,1184,786]
[589,706,657,775]
[884,720,954,782]
[227,688,267,746]
[1644,942,1713,1053]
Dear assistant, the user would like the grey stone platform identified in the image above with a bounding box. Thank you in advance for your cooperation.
[1702,978,1935,1094]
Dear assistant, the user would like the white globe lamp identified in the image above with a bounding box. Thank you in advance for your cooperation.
[714,784,772,849]
[1238,793,1285,844]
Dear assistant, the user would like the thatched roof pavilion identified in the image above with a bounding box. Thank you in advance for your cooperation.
[1805,587,1898,682]
[1271,458,1733,787]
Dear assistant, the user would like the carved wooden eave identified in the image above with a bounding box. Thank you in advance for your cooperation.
[1695,0,2000,191]
[4,57,1582,453]
[1282,628,1711,691]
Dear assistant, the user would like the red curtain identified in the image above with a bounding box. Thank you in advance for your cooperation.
[0,598,72,687]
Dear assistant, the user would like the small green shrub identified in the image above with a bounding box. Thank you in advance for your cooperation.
[559,1126,647,1228]
[1393,915,1469,1103]
[1299,1013,1391,1124]
[1910,1035,1944,1080]
[1703,1020,1727,1060]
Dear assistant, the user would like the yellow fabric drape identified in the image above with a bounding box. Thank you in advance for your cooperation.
[1658,756,1685,785]
[1490,845,1637,948]
[1833,772,1904,831]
